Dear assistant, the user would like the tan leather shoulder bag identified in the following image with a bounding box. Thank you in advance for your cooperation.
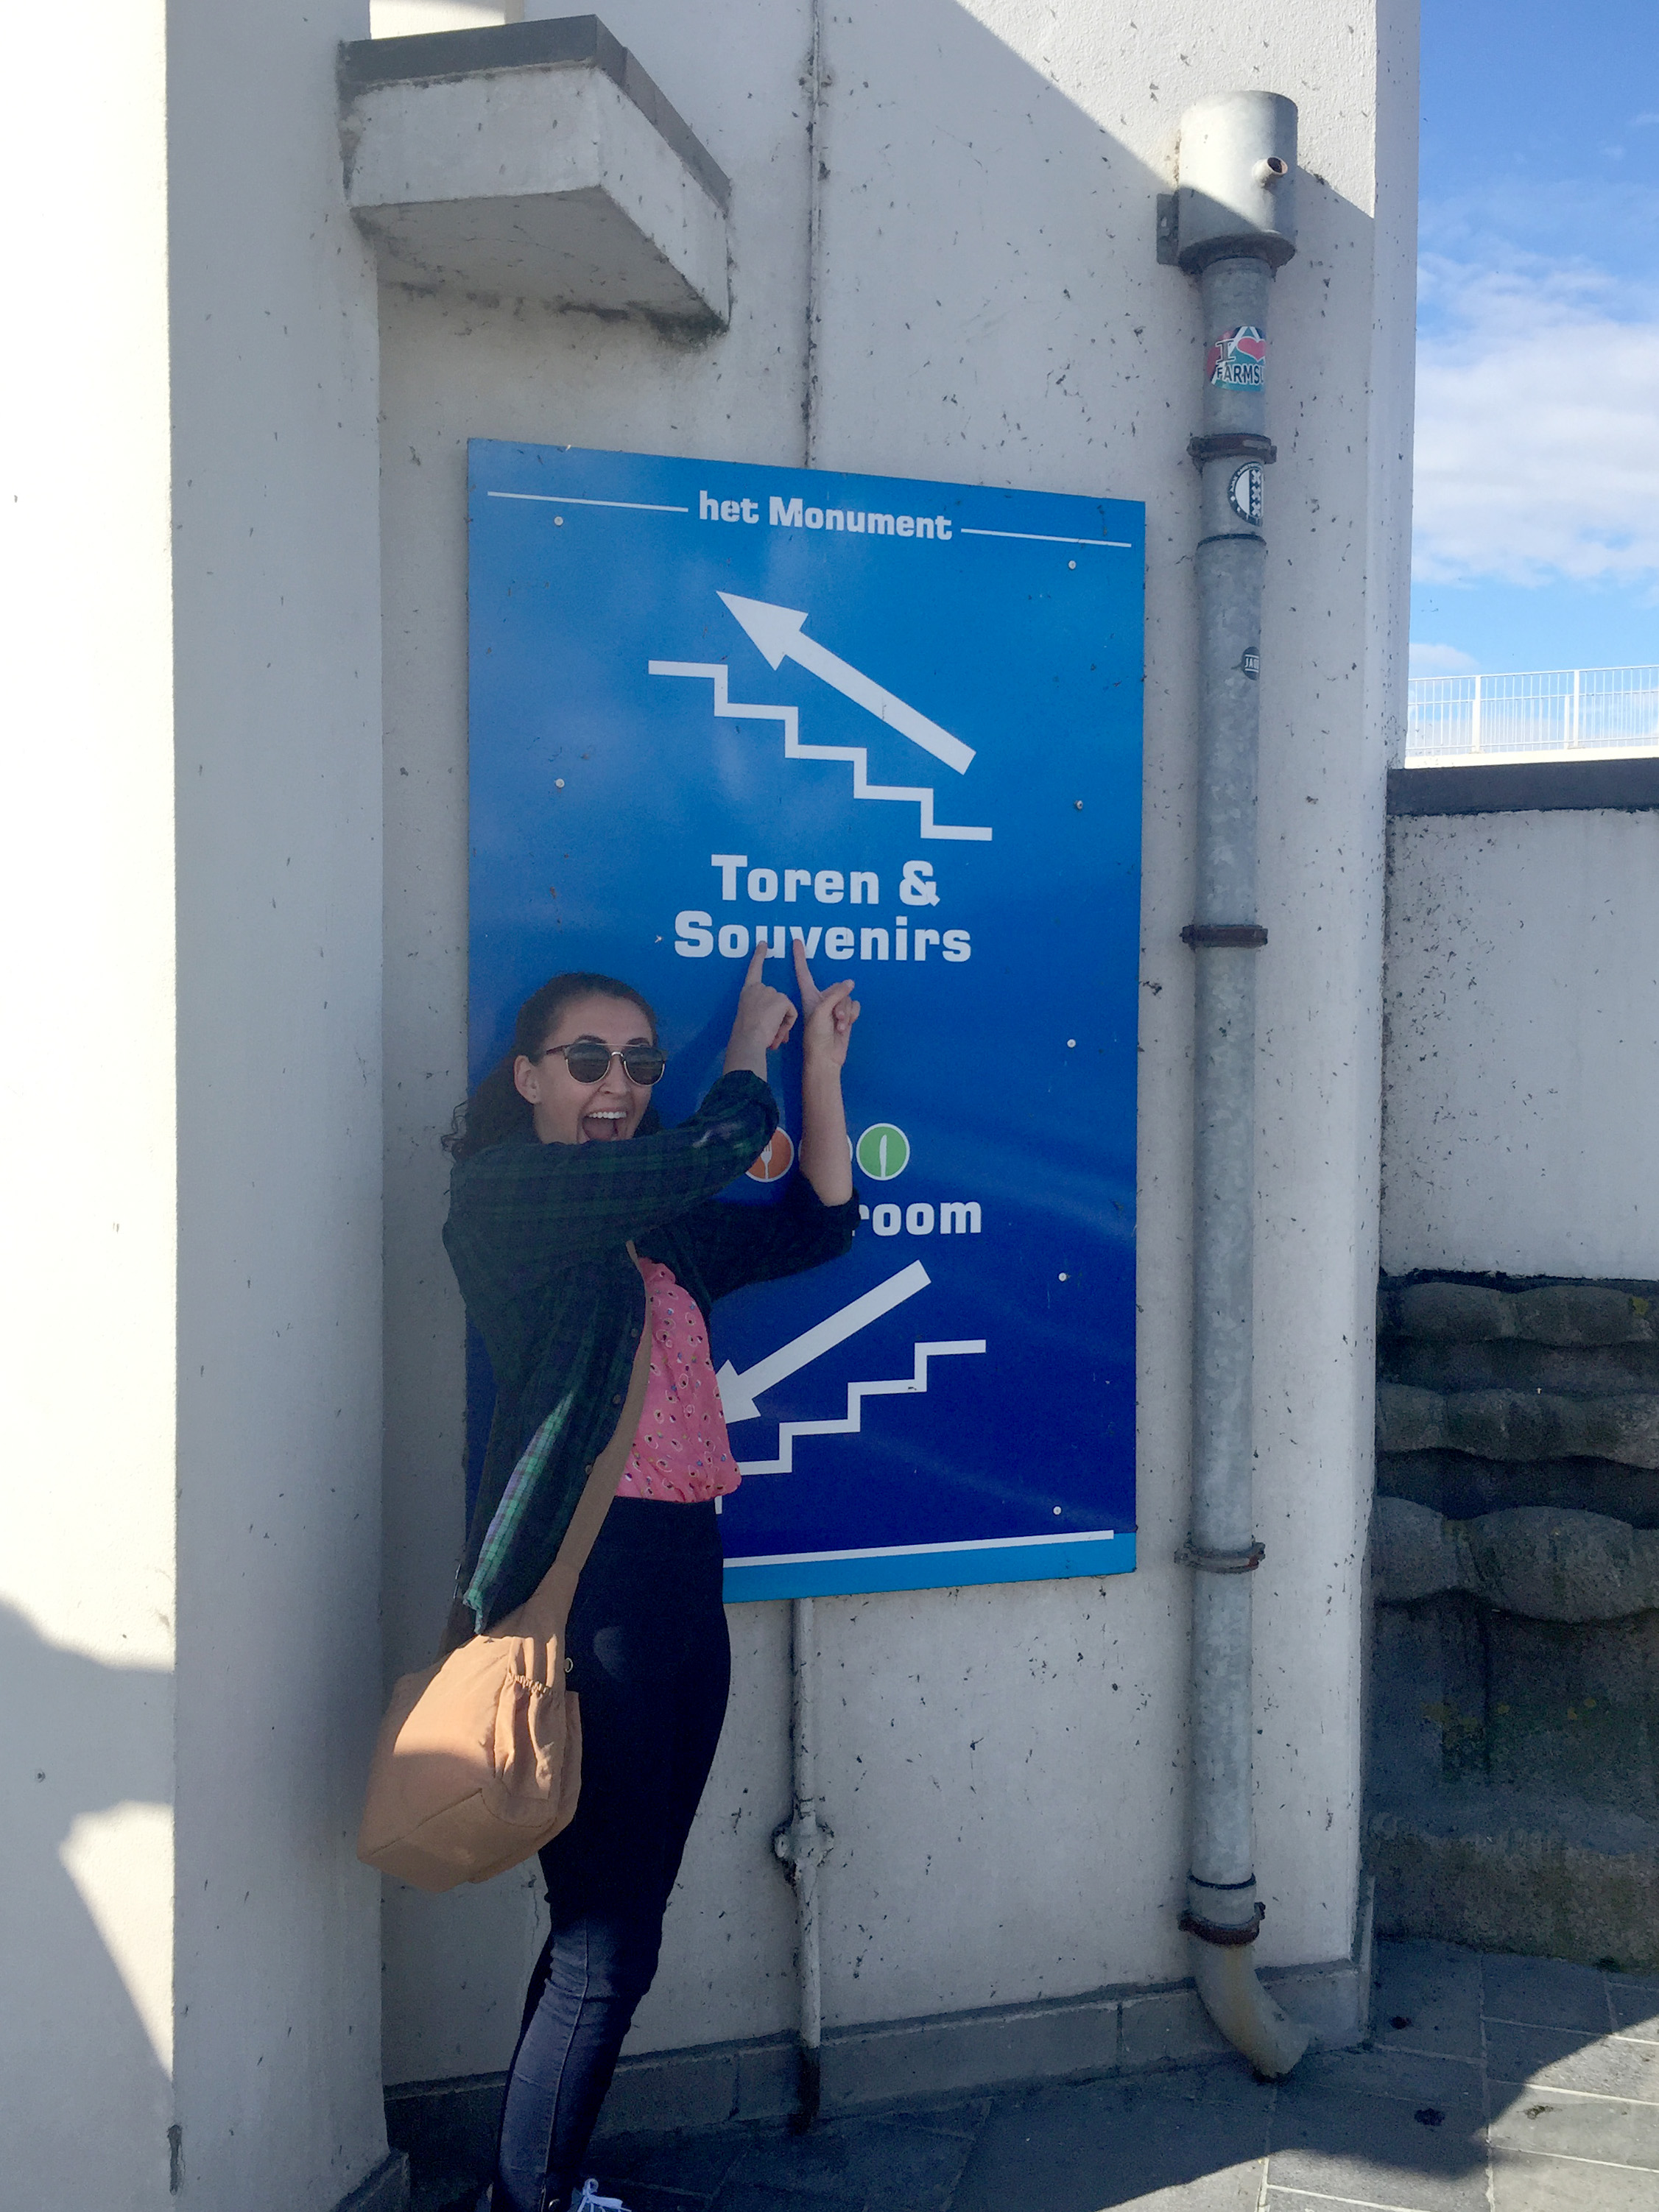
[358,1314,652,1892]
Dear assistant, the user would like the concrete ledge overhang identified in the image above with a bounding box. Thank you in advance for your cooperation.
[1389,755,1659,817]
[338,15,730,325]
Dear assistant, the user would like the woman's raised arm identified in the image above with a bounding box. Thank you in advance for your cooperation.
[792,937,859,1207]
[445,1069,778,1292]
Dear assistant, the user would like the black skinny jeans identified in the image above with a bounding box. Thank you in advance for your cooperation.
[493,1498,732,2212]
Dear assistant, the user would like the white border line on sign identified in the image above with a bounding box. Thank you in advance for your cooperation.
[486,491,691,513]
[959,526,1132,548]
[727,1529,1119,1570]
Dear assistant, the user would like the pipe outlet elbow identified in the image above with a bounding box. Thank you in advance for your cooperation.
[1191,1937,1311,2079]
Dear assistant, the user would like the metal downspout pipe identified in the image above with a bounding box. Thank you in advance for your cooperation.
[778,10,831,2130]
[775,1596,830,2127]
[1172,91,1310,2079]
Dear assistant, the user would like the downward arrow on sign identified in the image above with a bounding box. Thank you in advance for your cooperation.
[719,593,975,774]
[717,1259,931,1422]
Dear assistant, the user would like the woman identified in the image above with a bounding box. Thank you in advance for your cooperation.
[443,942,859,2212]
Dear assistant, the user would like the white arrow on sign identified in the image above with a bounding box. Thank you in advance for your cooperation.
[719,593,975,775]
[736,1337,987,1476]
[718,1258,931,1423]
[648,661,991,842]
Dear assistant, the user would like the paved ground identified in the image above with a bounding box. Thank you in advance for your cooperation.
[581,1945,1659,2212]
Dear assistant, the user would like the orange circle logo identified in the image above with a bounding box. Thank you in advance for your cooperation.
[747,1128,795,1182]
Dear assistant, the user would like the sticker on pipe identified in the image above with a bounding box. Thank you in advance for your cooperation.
[1227,465,1264,526]
[1206,326,1266,389]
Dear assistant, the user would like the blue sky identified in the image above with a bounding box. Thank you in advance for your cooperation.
[1410,0,1659,676]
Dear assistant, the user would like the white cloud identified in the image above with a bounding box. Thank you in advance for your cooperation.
[1408,641,1479,677]
[1413,257,1659,589]
[1418,185,1659,292]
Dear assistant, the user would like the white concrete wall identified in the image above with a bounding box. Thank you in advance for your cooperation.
[1383,809,1659,1281]
[168,1,389,2204]
[1,5,179,2201]
[2,0,390,2205]
[378,0,1416,2079]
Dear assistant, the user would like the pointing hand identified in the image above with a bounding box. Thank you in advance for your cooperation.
[733,942,797,1057]
[793,937,859,1071]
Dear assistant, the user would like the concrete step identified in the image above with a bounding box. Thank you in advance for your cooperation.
[1369,1788,1659,1973]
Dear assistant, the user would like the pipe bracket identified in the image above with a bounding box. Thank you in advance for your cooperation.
[1182,923,1267,949]
[773,1805,834,1878]
[1177,1540,1267,1573]
[1180,1902,1267,1947]
[1188,432,1278,468]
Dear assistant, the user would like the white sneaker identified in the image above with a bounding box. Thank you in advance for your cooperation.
[571,2183,628,2212]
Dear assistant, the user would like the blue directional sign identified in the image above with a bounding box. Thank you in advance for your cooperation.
[468,441,1142,1601]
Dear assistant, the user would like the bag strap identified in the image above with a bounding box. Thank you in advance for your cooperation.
[547,1260,654,1588]
[499,1243,654,1644]
[443,1250,655,1655]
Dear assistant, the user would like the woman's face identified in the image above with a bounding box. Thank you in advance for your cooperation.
[513,993,657,1146]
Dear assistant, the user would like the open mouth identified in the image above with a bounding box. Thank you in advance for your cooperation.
[581,1110,629,1141]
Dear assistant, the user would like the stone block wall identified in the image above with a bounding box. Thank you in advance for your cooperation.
[1368,1273,1659,1969]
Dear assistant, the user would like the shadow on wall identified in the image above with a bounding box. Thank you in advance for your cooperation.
[0,1599,175,2195]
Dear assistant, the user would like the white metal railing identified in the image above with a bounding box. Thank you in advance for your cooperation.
[1405,665,1659,763]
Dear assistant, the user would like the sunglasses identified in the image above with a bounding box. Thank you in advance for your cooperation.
[539,1041,666,1087]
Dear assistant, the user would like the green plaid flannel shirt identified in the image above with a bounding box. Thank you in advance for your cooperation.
[443,1069,858,1630]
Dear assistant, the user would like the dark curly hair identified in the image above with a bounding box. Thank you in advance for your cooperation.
[443,971,658,1161]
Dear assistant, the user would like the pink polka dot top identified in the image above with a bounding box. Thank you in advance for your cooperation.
[615,1258,742,1504]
